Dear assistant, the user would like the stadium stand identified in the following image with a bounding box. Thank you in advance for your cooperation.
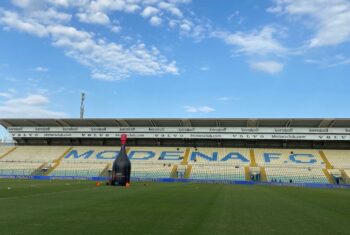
[265,167,329,184]
[1,146,350,183]
[188,147,250,166]
[58,146,184,178]
[323,150,350,169]
[128,147,185,163]
[343,170,350,184]
[1,118,350,185]
[62,146,185,163]
[132,163,174,178]
[0,161,42,176]
[51,162,107,177]
[186,147,249,180]
[0,146,16,160]
[62,146,121,163]
[254,149,326,168]
[1,146,70,163]
[190,165,245,181]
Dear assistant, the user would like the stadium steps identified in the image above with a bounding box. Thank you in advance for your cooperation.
[260,167,267,182]
[45,146,73,176]
[184,165,192,179]
[249,149,258,167]
[319,150,334,169]
[181,148,190,165]
[170,165,178,178]
[0,146,17,160]
[99,163,111,177]
[322,169,335,184]
[31,162,48,176]
[340,169,350,184]
[244,166,250,181]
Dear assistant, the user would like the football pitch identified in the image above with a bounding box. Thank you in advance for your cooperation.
[0,179,349,235]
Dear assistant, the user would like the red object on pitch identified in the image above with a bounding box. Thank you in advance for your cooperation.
[121,134,127,145]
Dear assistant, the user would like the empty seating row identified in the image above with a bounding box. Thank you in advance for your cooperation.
[323,150,350,169]
[131,163,173,178]
[1,146,70,163]
[265,167,329,184]
[0,161,41,175]
[344,170,350,178]
[2,146,350,169]
[50,163,107,177]
[0,146,14,157]
[190,165,245,181]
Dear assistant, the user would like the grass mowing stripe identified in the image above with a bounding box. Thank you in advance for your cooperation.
[0,180,349,235]
[0,186,101,200]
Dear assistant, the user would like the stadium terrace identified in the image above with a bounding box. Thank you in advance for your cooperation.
[0,118,350,186]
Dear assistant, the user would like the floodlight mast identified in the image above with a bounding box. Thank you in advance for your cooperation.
[80,92,85,119]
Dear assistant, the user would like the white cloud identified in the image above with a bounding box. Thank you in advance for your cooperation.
[217,97,230,101]
[149,16,162,26]
[250,61,284,75]
[11,0,41,9]
[141,6,159,18]
[200,66,209,71]
[217,97,240,101]
[0,9,178,80]
[0,94,66,118]
[8,0,203,42]
[184,105,215,113]
[180,22,191,31]
[110,25,122,33]
[169,17,210,42]
[76,11,110,25]
[326,59,350,68]
[158,2,183,18]
[0,10,48,37]
[305,54,350,68]
[35,66,48,72]
[87,0,140,13]
[6,94,49,106]
[47,0,71,8]
[227,10,239,21]
[28,8,72,24]
[54,0,189,27]
[268,0,350,47]
[8,88,17,94]
[0,92,13,99]
[212,26,286,55]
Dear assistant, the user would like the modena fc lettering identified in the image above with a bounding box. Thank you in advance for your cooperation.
[65,149,320,164]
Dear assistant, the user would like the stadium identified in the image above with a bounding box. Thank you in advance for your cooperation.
[1,0,350,234]
[1,118,350,234]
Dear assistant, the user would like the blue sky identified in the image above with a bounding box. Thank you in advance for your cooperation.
[1,0,350,139]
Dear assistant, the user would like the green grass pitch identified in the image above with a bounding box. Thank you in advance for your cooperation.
[0,179,349,235]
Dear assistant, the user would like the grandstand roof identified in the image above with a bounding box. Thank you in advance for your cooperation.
[1,118,350,128]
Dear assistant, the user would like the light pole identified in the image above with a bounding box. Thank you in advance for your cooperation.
[80,92,85,119]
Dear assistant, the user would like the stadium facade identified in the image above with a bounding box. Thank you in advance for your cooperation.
[2,118,350,148]
[0,118,350,186]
